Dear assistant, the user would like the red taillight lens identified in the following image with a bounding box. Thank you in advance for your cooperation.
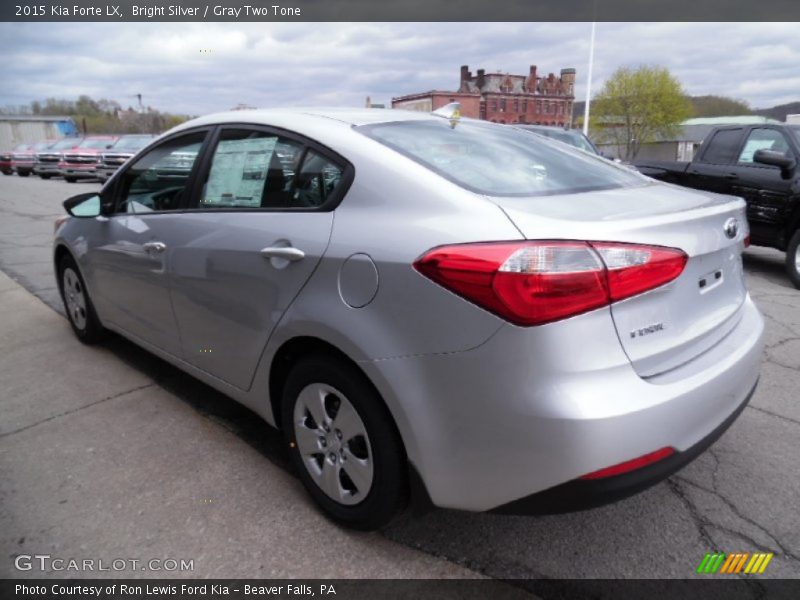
[744,235,751,248]
[579,447,675,480]
[414,241,687,326]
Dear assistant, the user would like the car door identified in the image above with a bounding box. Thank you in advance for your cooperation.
[729,127,796,247]
[686,128,745,194]
[167,126,352,390]
[88,129,211,357]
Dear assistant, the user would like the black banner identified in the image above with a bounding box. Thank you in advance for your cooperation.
[4,579,800,600]
[2,0,800,22]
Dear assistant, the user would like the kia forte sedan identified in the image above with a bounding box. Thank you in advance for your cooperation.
[53,107,764,530]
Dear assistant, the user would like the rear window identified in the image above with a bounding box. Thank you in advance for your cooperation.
[698,129,743,165]
[359,119,643,196]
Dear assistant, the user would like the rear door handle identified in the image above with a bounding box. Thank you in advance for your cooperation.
[260,246,305,262]
[142,241,167,254]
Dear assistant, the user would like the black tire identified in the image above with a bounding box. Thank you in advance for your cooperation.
[17,171,30,177]
[65,177,77,183]
[1,170,11,176]
[786,229,800,289]
[281,355,407,530]
[57,254,107,344]
[40,174,51,180]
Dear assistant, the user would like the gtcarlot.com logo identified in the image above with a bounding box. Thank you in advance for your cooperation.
[697,552,774,575]
[14,554,194,572]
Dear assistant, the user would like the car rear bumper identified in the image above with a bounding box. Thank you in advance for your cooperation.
[491,377,757,514]
[361,295,764,512]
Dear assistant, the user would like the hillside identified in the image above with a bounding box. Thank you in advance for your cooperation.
[572,97,800,122]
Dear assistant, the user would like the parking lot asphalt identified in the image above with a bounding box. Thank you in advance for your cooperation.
[0,175,798,583]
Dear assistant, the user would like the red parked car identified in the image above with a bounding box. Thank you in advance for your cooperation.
[58,135,118,182]
[0,143,32,175]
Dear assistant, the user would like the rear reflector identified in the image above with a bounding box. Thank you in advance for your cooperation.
[414,241,687,326]
[579,447,676,480]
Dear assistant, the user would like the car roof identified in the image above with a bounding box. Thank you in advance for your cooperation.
[177,107,442,131]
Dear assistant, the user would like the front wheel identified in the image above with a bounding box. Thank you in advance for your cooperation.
[281,356,407,530]
[17,170,30,177]
[786,229,800,289]
[58,255,106,344]
[65,177,77,183]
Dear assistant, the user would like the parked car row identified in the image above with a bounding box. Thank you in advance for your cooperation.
[1,134,156,182]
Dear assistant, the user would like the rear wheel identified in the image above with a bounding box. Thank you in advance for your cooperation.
[65,177,77,183]
[40,174,51,180]
[17,171,30,177]
[786,229,800,289]
[281,356,407,530]
[58,255,106,344]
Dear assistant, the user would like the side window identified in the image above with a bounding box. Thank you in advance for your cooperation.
[200,129,303,209]
[293,150,344,208]
[698,129,743,165]
[737,128,791,165]
[198,129,344,210]
[115,132,206,214]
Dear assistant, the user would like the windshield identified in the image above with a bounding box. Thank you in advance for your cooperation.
[360,119,643,197]
[79,138,115,149]
[111,136,154,151]
[50,138,81,150]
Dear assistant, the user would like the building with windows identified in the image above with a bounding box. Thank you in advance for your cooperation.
[391,65,576,126]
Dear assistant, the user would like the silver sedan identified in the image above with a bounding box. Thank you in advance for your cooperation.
[53,107,764,529]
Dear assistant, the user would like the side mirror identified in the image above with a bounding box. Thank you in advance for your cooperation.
[63,193,103,217]
[754,149,797,179]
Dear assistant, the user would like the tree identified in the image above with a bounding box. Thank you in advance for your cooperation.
[591,65,692,161]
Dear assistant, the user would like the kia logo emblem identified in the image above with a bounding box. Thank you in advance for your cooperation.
[724,218,739,239]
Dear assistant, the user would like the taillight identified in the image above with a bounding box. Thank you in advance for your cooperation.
[414,241,687,326]
[744,235,751,248]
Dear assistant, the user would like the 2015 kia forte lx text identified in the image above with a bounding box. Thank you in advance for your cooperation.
[53,107,764,530]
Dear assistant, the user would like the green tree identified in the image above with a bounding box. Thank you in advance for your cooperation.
[591,65,692,161]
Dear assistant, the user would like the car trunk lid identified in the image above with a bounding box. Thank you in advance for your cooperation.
[492,182,749,378]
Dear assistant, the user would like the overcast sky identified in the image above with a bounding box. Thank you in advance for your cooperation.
[1,22,798,116]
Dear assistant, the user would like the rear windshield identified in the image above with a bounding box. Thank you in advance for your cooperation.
[360,119,643,196]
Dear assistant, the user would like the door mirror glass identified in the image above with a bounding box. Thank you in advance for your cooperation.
[63,193,102,217]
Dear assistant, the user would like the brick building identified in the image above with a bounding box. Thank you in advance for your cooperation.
[392,65,576,127]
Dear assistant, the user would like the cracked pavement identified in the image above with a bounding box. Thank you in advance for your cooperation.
[0,175,798,581]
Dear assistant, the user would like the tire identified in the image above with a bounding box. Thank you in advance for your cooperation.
[786,229,800,289]
[65,177,77,183]
[17,171,30,177]
[40,174,51,180]
[281,355,407,530]
[57,254,106,344]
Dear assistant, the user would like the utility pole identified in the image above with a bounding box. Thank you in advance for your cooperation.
[582,20,596,136]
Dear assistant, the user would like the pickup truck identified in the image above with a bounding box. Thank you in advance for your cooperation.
[636,124,800,288]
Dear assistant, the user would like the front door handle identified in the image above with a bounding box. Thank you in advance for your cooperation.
[724,172,739,180]
[260,246,305,262]
[143,241,167,254]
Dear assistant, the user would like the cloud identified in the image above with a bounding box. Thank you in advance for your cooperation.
[0,22,797,116]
